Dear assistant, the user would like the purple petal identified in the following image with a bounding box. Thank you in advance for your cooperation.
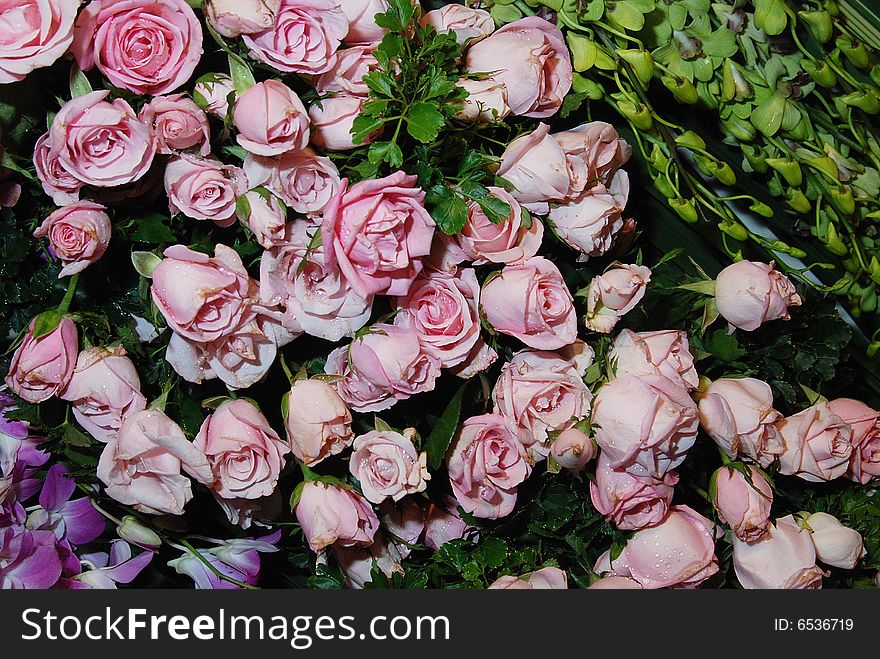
[104,549,154,584]
[61,498,105,545]
[39,464,75,513]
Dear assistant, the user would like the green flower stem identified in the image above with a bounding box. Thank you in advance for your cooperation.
[514,1,536,17]
[57,273,79,314]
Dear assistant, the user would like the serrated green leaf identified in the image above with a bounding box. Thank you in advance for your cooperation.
[367,141,404,167]
[426,185,468,234]
[351,114,386,143]
[130,213,176,244]
[405,102,446,143]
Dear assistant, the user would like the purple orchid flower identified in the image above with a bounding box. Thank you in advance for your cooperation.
[26,465,105,546]
[67,540,154,589]
[1,420,49,527]
[168,530,281,589]
[0,525,64,589]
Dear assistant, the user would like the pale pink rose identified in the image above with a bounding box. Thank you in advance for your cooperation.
[260,221,372,341]
[421,6,494,44]
[205,0,281,38]
[315,45,378,96]
[0,0,77,82]
[243,0,349,74]
[465,17,571,118]
[713,465,772,542]
[309,95,378,152]
[333,533,403,589]
[321,171,435,297]
[590,452,678,531]
[138,94,210,156]
[550,427,596,472]
[446,413,531,520]
[164,154,248,226]
[379,499,424,560]
[238,189,287,249]
[805,512,866,569]
[457,187,542,265]
[349,428,429,504]
[33,133,83,206]
[325,323,440,412]
[778,402,853,482]
[194,74,235,119]
[285,378,353,466]
[552,121,632,193]
[549,173,630,261]
[482,257,577,350]
[59,347,147,444]
[48,91,157,188]
[826,398,880,484]
[589,576,643,589]
[294,481,379,553]
[97,409,213,516]
[449,339,498,380]
[455,78,510,124]
[194,399,289,500]
[394,268,482,368]
[488,566,568,590]
[73,0,203,96]
[714,260,802,331]
[245,149,340,215]
[6,317,78,403]
[33,201,111,278]
[698,377,783,467]
[234,80,310,157]
[592,375,698,481]
[733,515,825,589]
[585,263,652,334]
[340,0,388,45]
[609,329,699,391]
[497,124,570,214]
[423,497,472,550]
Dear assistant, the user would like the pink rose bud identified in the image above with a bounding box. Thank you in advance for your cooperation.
[714,260,802,331]
[0,0,78,83]
[592,375,698,481]
[33,132,83,206]
[590,452,678,531]
[488,566,568,589]
[349,428,429,504]
[553,121,632,193]
[805,512,866,569]
[33,201,111,277]
[585,263,652,333]
[284,378,353,466]
[73,0,203,96]
[234,80,310,157]
[245,149,340,216]
[205,0,281,38]
[551,427,596,472]
[778,402,853,482]
[294,481,379,553]
[139,94,211,156]
[194,74,235,119]
[733,515,826,589]
[712,465,773,542]
[6,316,78,403]
[497,123,571,214]
[826,398,880,484]
[455,78,511,123]
[340,0,389,45]
[610,329,699,391]
[309,95,378,152]
[457,187,542,265]
[589,576,643,589]
[424,497,472,550]
[482,257,577,350]
[315,45,378,96]
[465,17,572,118]
[238,189,287,249]
[420,6,494,45]
[59,346,147,444]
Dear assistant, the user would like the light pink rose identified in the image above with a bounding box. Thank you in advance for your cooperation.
[73,0,203,96]
[194,399,289,501]
[294,481,379,553]
[589,576,643,589]
[164,154,247,226]
[379,499,424,560]
[321,171,436,297]
[423,497,472,550]
[309,95,379,152]
[805,512,865,569]
[713,465,772,542]
[48,91,157,188]
[59,346,147,444]
[139,94,211,156]
[245,149,340,215]
[590,452,678,531]
[446,413,531,520]
[33,132,83,206]
[456,187,542,265]
[778,402,853,482]
[488,566,568,590]
[234,80,310,157]
[497,124,570,214]
[205,0,281,38]
[243,0,349,74]
[465,17,572,118]
[482,257,577,350]
[194,74,235,119]
[549,173,630,260]
[333,533,403,589]
[285,378,353,466]
[826,398,880,484]
[340,0,388,45]
[33,201,111,278]
[349,428,429,504]
[592,375,698,481]
[6,316,78,403]
[421,5,494,44]
[237,189,287,249]
[449,339,498,380]
[97,409,213,516]
[552,121,632,192]
[585,263,652,333]
[609,328,699,391]
[455,78,510,124]
[733,514,825,589]
[714,260,802,331]
[0,0,78,83]
[698,377,783,466]
[315,45,378,96]
[551,427,596,472]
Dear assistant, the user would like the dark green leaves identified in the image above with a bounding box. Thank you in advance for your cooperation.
[424,382,467,470]
[405,102,446,143]
[426,185,469,234]
[129,212,176,244]
[373,0,416,31]
[368,141,403,168]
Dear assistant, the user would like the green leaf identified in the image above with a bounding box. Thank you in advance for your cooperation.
[478,196,513,225]
[367,141,403,167]
[32,310,62,340]
[405,102,446,143]
[130,213,176,244]
[425,382,467,470]
[228,53,256,95]
[69,66,93,98]
[704,329,747,362]
[426,185,468,234]
[62,424,93,448]
[131,251,163,279]
[364,71,396,98]
[351,114,386,144]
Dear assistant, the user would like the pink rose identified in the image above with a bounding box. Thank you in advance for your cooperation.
[309,95,378,152]
[592,375,698,481]
[733,515,825,589]
[237,189,287,249]
[591,452,678,531]
[497,124,570,214]
[243,0,349,74]
[333,533,403,589]
[713,465,772,542]
[194,399,289,500]
[698,377,783,466]
[449,339,498,380]
[778,402,853,482]
[465,17,572,118]
[423,497,472,550]
[321,171,435,297]
[48,91,157,188]
[421,5,494,45]
[482,257,577,350]
[205,0,281,38]
[139,94,210,156]
[455,78,510,124]
[59,346,147,444]
[73,0,203,96]
[379,499,424,560]
[456,187,542,265]
[6,316,78,403]
[550,427,596,472]
[285,378,353,466]
[0,0,78,83]
[33,132,83,206]
[446,413,531,520]
[589,576,643,589]
[805,512,865,569]
[825,398,880,484]
[488,566,568,589]
[97,409,213,516]
[315,45,378,96]
[33,201,111,277]
[340,0,388,45]
[245,149,340,215]
[234,80,310,157]
[164,154,247,226]
[194,74,235,119]
[548,173,630,260]
[714,260,802,331]
[585,263,652,333]
[609,329,699,391]
[552,121,632,192]
[294,481,379,553]
[349,428,429,504]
